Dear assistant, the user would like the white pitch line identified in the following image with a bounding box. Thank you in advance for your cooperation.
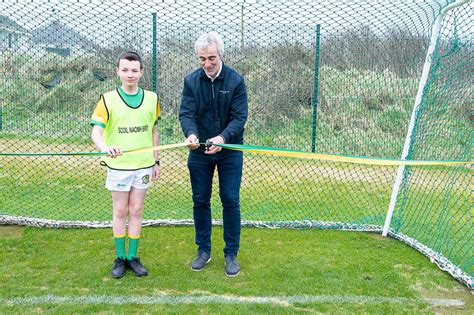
[1,294,465,308]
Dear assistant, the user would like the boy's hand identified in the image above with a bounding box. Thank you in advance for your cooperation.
[185,134,199,150]
[103,146,122,158]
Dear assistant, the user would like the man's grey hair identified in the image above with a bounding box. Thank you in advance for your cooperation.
[194,32,224,56]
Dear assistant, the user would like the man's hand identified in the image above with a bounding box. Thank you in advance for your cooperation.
[185,134,199,150]
[205,135,224,154]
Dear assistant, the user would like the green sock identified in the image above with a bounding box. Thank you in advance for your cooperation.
[114,235,126,259]
[127,235,140,260]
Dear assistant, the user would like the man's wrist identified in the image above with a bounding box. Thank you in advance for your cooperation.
[155,160,160,166]
[218,134,226,143]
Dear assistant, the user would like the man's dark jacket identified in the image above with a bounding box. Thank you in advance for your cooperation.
[179,63,248,152]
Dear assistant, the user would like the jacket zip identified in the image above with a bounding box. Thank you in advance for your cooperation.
[211,81,220,132]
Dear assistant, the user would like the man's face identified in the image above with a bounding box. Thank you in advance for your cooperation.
[197,43,221,79]
[116,59,143,89]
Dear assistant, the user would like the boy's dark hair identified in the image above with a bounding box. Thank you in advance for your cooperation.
[117,51,143,69]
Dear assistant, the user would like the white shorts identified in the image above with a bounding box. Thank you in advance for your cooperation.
[105,167,153,191]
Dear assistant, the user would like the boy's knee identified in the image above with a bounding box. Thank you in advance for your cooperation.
[128,206,143,218]
[114,207,128,218]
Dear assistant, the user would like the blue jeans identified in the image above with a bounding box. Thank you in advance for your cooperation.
[188,150,243,256]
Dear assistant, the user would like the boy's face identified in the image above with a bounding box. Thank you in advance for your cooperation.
[197,43,221,79]
[116,59,143,89]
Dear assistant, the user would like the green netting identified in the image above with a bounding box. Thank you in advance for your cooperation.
[0,0,472,288]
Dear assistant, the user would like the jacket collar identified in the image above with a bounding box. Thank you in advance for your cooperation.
[199,62,226,80]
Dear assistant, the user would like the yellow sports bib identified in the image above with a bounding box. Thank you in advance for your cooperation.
[99,89,159,170]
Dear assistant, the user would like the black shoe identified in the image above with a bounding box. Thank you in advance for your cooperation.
[111,257,127,278]
[127,257,148,277]
[225,255,240,277]
[191,251,211,271]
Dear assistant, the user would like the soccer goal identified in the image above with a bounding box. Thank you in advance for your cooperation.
[0,0,471,288]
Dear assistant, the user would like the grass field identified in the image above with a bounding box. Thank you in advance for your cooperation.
[0,225,472,314]
[1,142,471,283]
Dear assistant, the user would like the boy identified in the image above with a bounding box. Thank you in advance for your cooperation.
[91,51,160,278]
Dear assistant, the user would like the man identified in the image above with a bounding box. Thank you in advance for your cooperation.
[179,32,248,277]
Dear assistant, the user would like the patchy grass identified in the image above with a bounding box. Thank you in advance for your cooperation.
[0,226,472,313]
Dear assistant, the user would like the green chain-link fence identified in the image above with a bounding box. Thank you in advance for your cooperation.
[0,0,472,288]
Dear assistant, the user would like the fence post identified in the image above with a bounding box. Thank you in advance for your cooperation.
[311,24,321,153]
[240,4,244,50]
[152,12,157,93]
